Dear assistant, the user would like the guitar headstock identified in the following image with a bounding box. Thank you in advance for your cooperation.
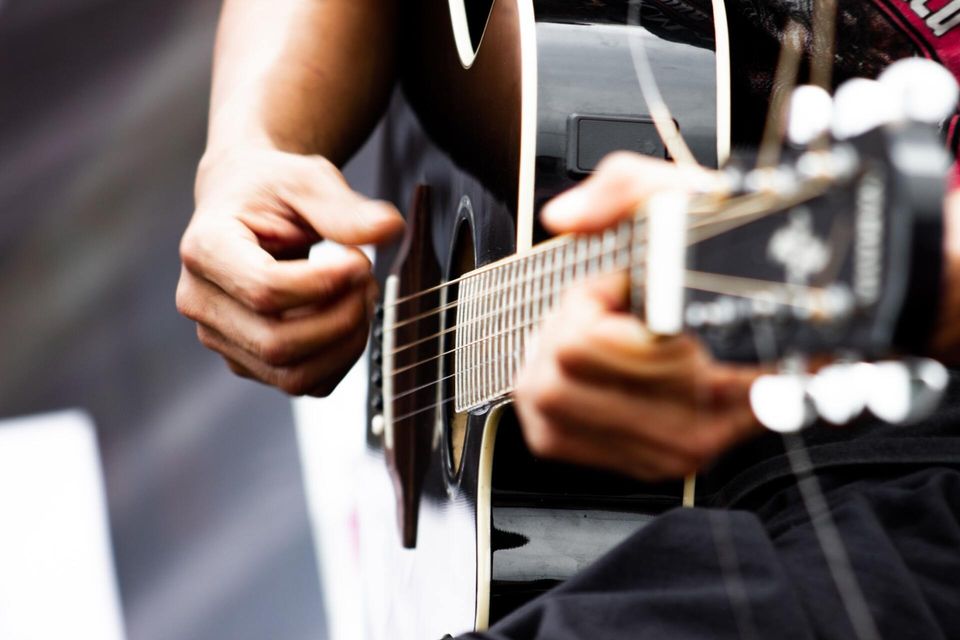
[648,58,958,430]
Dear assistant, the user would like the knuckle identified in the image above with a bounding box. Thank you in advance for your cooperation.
[225,359,251,379]
[532,382,568,418]
[277,368,312,396]
[175,279,197,319]
[196,326,218,350]
[245,281,282,314]
[256,332,291,367]
[555,339,589,374]
[309,154,340,178]
[178,227,200,268]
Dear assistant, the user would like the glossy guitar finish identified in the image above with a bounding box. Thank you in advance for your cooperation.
[363,2,724,637]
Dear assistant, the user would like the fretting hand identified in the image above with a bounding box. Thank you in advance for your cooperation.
[514,153,763,480]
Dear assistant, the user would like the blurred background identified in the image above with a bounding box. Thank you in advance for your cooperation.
[0,1,332,638]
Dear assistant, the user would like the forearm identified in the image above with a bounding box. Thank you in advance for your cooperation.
[206,0,398,164]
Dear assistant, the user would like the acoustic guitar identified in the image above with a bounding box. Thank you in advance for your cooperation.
[356,1,952,638]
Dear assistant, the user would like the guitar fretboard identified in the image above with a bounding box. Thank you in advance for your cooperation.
[454,218,641,412]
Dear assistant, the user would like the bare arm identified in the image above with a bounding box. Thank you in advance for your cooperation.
[207,0,398,162]
[177,0,405,397]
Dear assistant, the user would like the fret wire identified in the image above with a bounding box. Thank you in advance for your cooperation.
[516,256,526,374]
[466,271,476,407]
[541,250,549,319]
[473,271,482,407]
[508,257,519,390]
[491,265,501,396]
[454,274,466,403]
[483,270,493,403]
[497,264,506,398]
[474,271,484,407]
[590,234,602,275]
[553,242,563,312]
[533,250,543,325]
[387,196,789,334]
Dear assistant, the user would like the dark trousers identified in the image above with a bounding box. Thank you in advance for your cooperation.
[461,467,960,639]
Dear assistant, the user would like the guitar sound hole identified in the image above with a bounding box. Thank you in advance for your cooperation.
[442,221,476,477]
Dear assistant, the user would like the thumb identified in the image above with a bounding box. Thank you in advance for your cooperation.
[541,152,712,234]
[296,194,406,246]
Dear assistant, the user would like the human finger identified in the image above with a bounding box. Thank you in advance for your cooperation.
[178,267,375,366]
[197,322,368,397]
[274,155,406,245]
[180,216,374,313]
[541,152,714,234]
[516,372,702,479]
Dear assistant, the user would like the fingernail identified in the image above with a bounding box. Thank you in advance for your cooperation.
[361,202,403,226]
[542,187,590,228]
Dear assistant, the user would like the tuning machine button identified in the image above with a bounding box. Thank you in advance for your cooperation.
[864,358,949,425]
[750,373,817,433]
[878,57,959,125]
[807,362,870,425]
[787,85,833,147]
[831,78,900,140]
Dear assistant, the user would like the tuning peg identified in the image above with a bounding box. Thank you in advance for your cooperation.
[787,85,833,147]
[878,57,959,125]
[864,358,949,425]
[831,79,899,140]
[807,362,870,425]
[750,373,816,433]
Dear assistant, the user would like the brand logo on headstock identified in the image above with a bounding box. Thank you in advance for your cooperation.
[854,172,885,305]
[767,208,831,284]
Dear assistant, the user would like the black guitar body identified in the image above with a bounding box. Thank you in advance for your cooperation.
[363,2,723,636]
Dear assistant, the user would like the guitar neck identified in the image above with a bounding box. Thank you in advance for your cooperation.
[454,219,640,413]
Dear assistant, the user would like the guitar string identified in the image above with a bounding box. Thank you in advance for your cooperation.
[388,271,829,405]
[385,184,822,343]
[386,183,825,360]
[389,237,633,354]
[388,267,829,379]
[388,269,827,403]
[387,230,634,334]
[626,0,700,168]
[756,20,806,169]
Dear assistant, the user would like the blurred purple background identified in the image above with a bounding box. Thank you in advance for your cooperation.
[0,2,328,638]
